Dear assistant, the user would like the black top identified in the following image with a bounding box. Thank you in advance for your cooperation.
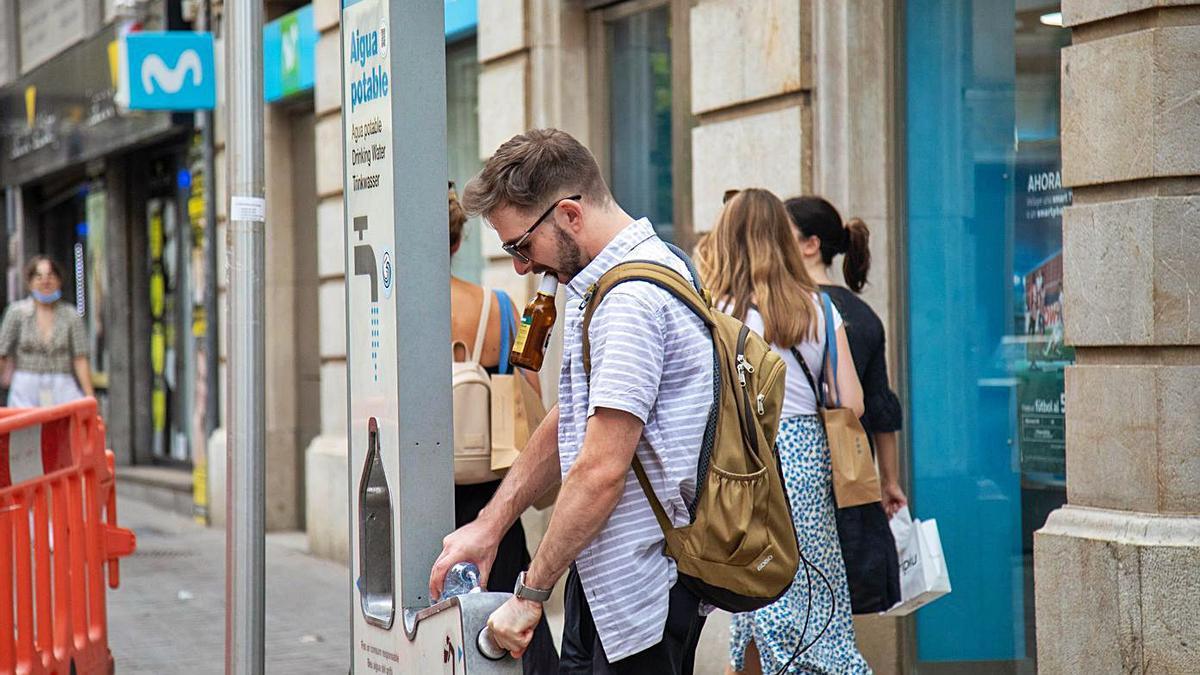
[820,285,902,434]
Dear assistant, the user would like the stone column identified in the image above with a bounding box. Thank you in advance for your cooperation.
[1034,3,1200,673]
[476,0,540,304]
[811,2,905,671]
[302,0,352,562]
[685,1,814,667]
[478,0,590,399]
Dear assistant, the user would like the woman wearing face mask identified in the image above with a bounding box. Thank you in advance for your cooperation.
[0,256,94,407]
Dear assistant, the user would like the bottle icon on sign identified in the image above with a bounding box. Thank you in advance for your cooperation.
[358,417,394,628]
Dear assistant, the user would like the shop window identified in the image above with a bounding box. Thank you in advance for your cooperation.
[904,1,1070,671]
[593,1,680,243]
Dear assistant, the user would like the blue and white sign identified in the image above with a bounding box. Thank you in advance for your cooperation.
[121,32,216,111]
[264,5,317,102]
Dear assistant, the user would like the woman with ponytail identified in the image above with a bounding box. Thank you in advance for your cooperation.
[786,195,907,617]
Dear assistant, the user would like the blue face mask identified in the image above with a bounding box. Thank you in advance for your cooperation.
[31,289,62,304]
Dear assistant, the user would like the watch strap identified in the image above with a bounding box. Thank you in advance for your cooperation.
[514,571,552,602]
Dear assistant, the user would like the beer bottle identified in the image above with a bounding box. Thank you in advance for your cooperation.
[510,274,558,371]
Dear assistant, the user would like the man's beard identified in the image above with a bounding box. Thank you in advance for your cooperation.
[554,224,586,280]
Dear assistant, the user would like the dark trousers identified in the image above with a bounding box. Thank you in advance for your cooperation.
[559,565,707,675]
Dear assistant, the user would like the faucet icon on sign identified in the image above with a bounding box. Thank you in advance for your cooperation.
[353,215,377,301]
[353,216,380,381]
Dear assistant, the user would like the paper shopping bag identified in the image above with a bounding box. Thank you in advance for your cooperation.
[489,373,558,510]
[882,507,951,616]
[489,373,547,473]
[821,407,882,508]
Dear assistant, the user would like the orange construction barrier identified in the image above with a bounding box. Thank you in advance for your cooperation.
[0,398,136,675]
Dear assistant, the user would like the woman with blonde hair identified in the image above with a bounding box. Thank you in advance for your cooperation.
[697,189,870,674]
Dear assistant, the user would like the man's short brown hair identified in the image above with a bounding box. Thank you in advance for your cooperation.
[461,128,611,218]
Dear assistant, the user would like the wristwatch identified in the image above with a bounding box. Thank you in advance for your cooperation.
[514,571,552,602]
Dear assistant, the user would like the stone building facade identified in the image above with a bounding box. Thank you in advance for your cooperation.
[199,0,1198,672]
[1034,1,1200,673]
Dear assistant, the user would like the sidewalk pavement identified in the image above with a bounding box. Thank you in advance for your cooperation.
[107,495,733,673]
[108,496,350,674]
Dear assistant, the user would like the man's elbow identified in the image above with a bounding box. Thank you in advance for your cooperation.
[568,458,628,501]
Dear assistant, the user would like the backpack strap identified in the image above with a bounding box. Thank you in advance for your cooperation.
[470,286,492,364]
[664,241,704,295]
[580,260,720,526]
[632,458,677,532]
[495,290,515,375]
[580,261,713,376]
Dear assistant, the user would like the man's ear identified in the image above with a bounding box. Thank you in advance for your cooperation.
[560,199,585,233]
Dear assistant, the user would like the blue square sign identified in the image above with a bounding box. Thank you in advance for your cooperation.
[125,32,216,111]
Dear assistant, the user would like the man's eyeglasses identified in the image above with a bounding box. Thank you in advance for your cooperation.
[501,194,582,264]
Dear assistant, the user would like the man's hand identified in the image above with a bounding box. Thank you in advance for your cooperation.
[486,596,543,659]
[428,518,502,601]
[882,481,908,519]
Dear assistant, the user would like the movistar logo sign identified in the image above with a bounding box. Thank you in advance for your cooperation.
[141,50,203,95]
[121,32,216,111]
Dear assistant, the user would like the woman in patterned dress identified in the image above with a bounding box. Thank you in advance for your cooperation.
[0,256,94,407]
[697,189,872,675]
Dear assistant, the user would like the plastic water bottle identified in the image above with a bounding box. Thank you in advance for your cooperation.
[440,561,482,602]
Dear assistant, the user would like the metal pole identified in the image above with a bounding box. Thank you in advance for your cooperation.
[198,0,219,439]
[225,0,266,672]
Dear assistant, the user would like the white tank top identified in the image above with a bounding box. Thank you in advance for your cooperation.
[735,293,842,417]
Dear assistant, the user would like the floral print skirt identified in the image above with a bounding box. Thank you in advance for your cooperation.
[729,415,871,674]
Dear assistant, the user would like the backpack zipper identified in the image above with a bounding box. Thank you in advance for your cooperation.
[735,354,755,388]
[756,393,765,415]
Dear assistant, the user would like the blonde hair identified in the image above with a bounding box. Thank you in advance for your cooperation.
[696,188,820,347]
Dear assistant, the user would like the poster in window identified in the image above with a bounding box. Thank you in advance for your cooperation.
[1013,140,1072,478]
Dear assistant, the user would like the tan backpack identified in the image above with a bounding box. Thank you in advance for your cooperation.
[452,288,500,485]
[581,258,800,612]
